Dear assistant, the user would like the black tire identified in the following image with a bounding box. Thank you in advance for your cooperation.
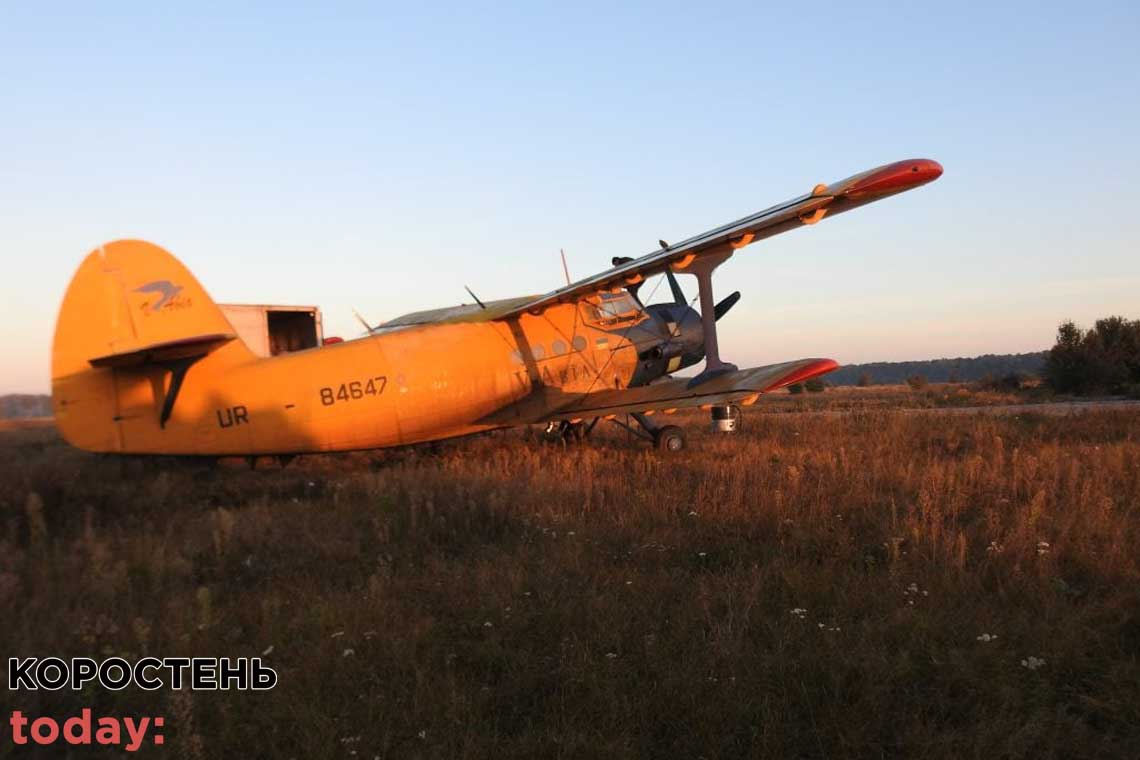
[541,421,564,443]
[654,425,686,452]
[542,420,586,445]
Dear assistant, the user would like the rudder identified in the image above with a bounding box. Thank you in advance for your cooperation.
[52,240,254,452]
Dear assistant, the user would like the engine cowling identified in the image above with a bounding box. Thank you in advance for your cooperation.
[610,257,739,389]
[628,302,705,387]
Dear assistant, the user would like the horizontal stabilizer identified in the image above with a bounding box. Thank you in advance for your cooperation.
[88,332,234,368]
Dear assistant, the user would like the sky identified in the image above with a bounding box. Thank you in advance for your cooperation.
[2,1,1138,393]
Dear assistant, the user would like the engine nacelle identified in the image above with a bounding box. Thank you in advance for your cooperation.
[628,302,705,387]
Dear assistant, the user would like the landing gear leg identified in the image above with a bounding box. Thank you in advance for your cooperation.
[630,412,659,437]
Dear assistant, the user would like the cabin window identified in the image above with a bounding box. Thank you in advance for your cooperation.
[532,344,546,360]
[552,339,567,356]
[572,335,587,352]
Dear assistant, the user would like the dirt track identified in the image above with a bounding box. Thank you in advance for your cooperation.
[902,399,1140,416]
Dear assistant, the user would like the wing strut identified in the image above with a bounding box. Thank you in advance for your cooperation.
[681,251,738,386]
[159,356,203,429]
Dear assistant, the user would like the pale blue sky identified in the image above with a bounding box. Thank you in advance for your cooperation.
[3,1,1138,393]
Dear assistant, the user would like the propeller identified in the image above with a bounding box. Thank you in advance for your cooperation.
[714,291,740,321]
[665,270,686,305]
[661,269,736,320]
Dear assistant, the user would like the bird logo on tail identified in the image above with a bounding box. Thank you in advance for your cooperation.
[134,280,184,311]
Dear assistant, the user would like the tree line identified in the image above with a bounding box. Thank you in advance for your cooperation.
[826,353,1046,386]
[1044,316,1140,396]
[0,395,52,419]
[827,316,1139,398]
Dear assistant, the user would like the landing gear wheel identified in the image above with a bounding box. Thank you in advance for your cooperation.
[654,425,686,452]
[542,420,587,444]
[542,421,563,443]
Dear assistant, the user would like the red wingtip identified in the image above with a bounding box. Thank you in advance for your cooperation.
[765,358,840,392]
[842,158,943,198]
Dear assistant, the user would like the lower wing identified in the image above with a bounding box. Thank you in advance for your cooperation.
[481,358,837,425]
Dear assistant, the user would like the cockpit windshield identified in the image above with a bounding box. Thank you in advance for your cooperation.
[586,291,641,324]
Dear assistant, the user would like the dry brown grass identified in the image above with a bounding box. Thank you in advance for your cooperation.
[0,418,54,433]
[2,399,1139,758]
[765,382,1029,413]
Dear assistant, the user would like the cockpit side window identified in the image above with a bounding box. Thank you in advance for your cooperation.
[584,291,641,326]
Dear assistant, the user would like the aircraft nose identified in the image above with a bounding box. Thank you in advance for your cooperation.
[844,158,943,198]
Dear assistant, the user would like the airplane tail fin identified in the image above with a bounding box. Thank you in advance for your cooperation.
[51,240,254,452]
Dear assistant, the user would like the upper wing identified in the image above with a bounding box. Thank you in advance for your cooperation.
[492,158,942,320]
[376,296,536,329]
[479,358,838,426]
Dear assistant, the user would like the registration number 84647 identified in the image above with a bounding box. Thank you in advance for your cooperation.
[319,376,387,406]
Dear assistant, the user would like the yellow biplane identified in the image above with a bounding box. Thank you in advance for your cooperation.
[51,158,941,457]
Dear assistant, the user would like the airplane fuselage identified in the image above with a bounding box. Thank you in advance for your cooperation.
[58,300,665,455]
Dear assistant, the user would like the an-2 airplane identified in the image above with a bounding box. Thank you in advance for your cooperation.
[51,158,942,458]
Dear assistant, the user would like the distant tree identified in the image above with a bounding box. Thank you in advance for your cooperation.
[975,372,1025,392]
[906,375,928,391]
[857,372,872,387]
[804,377,826,393]
[1044,316,1140,395]
[787,383,804,395]
[1044,320,1086,393]
[1094,316,1140,387]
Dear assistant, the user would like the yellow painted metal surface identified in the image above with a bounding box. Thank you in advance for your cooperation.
[52,240,645,455]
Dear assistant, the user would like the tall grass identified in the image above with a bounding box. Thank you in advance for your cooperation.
[1,407,1138,758]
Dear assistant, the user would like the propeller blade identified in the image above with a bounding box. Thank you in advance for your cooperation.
[666,270,686,305]
[713,291,741,321]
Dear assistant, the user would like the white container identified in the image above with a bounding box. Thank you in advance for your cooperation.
[219,304,324,357]
[710,404,741,433]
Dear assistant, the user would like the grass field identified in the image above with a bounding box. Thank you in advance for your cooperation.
[2,390,1139,758]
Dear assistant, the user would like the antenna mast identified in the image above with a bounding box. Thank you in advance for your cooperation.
[351,308,375,333]
[464,285,487,310]
[560,248,572,286]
